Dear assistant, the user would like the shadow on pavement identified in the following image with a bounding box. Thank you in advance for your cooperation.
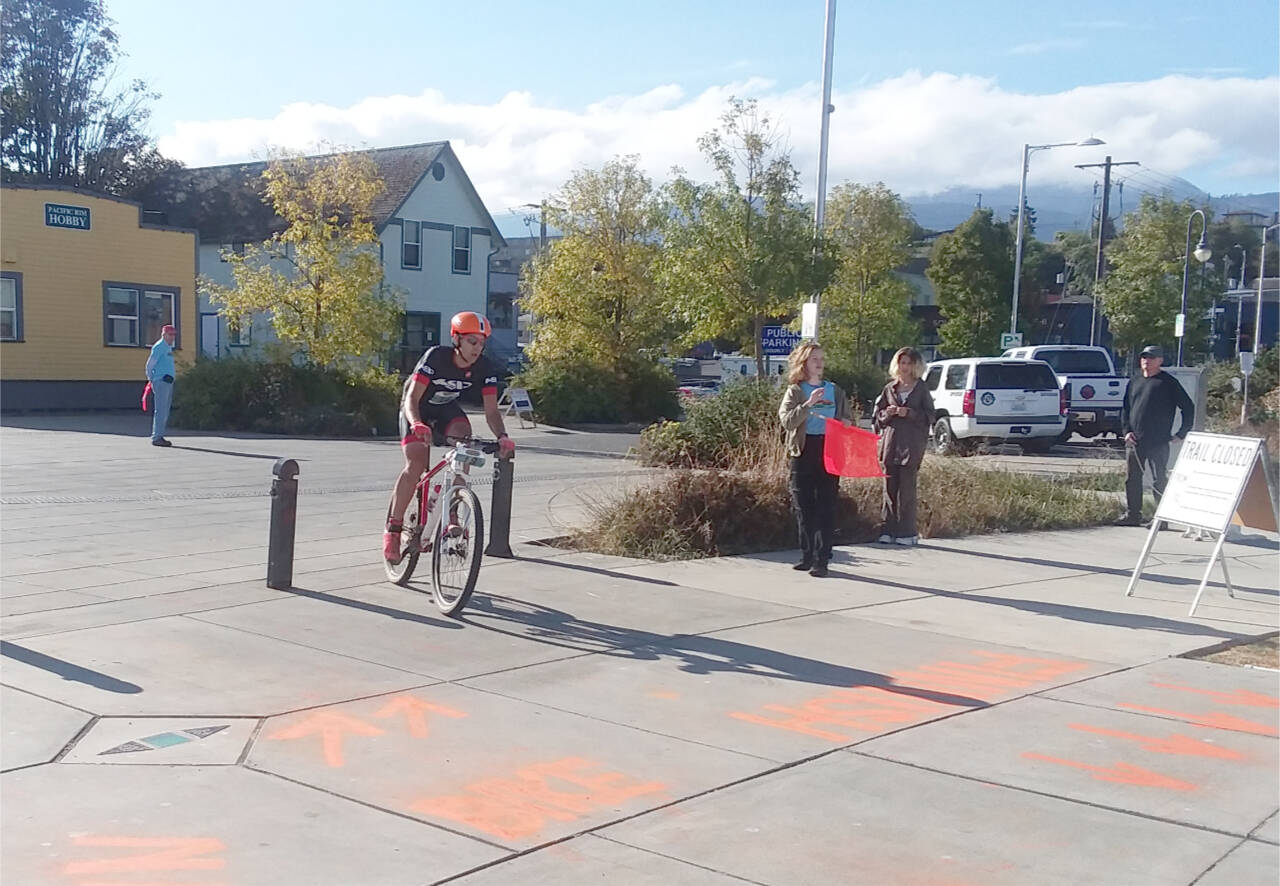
[827,572,1262,637]
[170,445,295,460]
[1,640,143,693]
[282,586,464,630]
[509,555,679,587]
[927,543,1280,594]
[460,594,985,709]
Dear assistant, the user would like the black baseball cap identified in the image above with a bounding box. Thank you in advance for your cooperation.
[1139,345,1164,358]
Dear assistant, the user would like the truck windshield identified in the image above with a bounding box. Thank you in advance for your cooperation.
[975,363,1060,390]
[1034,349,1112,374]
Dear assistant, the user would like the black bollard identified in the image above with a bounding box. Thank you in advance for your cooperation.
[267,458,300,589]
[485,453,515,558]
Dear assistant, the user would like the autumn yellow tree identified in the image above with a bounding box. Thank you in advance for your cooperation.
[202,149,404,368]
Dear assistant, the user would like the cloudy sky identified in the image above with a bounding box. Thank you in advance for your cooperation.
[111,0,1278,213]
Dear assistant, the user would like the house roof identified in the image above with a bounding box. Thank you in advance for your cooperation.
[138,141,505,247]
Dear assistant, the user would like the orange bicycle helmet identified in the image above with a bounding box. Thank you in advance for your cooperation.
[450,311,491,338]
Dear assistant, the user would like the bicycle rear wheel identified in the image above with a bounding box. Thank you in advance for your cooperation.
[384,488,422,585]
[431,486,484,616]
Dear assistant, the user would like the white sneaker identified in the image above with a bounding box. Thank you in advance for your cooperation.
[877,534,893,544]
[893,536,919,547]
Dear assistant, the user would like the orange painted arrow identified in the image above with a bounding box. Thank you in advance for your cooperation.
[1022,753,1197,790]
[267,710,384,767]
[1069,723,1243,760]
[374,695,466,738]
[1119,704,1279,737]
[1150,683,1279,709]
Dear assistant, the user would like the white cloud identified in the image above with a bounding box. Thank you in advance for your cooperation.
[1006,38,1086,55]
[156,71,1280,210]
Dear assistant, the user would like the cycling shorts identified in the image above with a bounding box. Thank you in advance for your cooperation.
[399,402,471,447]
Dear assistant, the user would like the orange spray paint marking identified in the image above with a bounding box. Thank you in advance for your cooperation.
[1118,704,1279,737]
[1069,723,1244,760]
[1023,753,1198,790]
[64,836,225,877]
[412,757,666,841]
[374,695,466,738]
[730,686,942,742]
[267,710,384,767]
[1150,683,1279,709]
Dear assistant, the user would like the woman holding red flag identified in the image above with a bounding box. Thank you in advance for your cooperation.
[873,347,934,546]
[779,341,850,577]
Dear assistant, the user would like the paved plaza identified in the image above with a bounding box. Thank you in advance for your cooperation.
[1,415,1277,885]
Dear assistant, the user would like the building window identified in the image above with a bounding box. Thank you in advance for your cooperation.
[103,283,179,347]
[487,294,514,329]
[402,220,421,269]
[0,272,22,341]
[397,311,440,375]
[452,226,471,274]
[228,315,251,347]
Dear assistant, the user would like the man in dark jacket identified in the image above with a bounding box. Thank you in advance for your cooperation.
[1116,345,1194,526]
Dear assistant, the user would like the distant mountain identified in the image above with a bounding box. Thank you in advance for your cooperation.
[906,183,1278,240]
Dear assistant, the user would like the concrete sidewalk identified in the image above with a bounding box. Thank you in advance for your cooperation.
[2,418,1277,885]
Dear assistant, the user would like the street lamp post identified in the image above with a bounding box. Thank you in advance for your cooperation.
[1011,137,1104,337]
[1243,223,1280,422]
[1230,243,1246,358]
[1176,210,1212,366]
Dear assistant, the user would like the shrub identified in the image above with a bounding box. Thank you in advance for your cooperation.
[514,356,679,426]
[1205,347,1278,425]
[638,378,783,468]
[826,361,889,418]
[571,457,1123,560]
[172,358,400,436]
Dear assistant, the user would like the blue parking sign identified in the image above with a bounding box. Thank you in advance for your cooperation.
[761,326,801,356]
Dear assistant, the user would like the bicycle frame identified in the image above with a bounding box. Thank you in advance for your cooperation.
[409,442,487,553]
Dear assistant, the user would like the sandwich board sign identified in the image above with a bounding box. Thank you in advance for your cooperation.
[498,386,536,428]
[1125,432,1278,615]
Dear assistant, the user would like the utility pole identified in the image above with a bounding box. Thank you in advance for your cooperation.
[808,0,837,338]
[1076,156,1138,346]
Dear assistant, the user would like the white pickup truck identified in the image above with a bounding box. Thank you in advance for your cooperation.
[1000,345,1128,441]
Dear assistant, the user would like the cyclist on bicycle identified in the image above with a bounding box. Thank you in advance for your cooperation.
[384,311,516,562]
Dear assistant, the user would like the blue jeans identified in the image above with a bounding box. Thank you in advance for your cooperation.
[151,379,173,441]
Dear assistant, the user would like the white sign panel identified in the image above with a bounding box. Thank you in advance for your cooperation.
[801,302,818,339]
[1155,432,1263,533]
[1000,332,1023,350]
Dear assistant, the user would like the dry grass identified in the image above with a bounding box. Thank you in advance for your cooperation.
[1185,634,1279,670]
[571,431,1124,560]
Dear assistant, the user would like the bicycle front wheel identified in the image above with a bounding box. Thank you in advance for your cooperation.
[431,486,484,616]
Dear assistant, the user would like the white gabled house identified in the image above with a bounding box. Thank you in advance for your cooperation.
[142,142,510,374]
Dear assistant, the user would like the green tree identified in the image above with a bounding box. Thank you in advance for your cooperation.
[659,98,831,374]
[1097,195,1216,359]
[201,149,404,369]
[523,156,671,372]
[820,182,917,365]
[1,0,178,196]
[927,209,1014,356]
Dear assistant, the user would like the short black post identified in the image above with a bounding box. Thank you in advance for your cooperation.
[485,453,515,558]
[267,458,300,589]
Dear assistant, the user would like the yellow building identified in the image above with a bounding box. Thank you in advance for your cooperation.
[1,185,197,410]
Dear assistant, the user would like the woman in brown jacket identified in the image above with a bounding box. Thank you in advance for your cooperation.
[872,347,934,546]
[779,341,851,577]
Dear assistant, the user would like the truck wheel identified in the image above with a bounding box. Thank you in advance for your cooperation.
[934,417,963,456]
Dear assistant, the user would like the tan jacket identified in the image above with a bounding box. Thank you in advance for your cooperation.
[779,382,852,457]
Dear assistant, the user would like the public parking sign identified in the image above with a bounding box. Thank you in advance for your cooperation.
[1000,332,1023,350]
[761,326,801,356]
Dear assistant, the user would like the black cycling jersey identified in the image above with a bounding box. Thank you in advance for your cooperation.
[406,346,500,413]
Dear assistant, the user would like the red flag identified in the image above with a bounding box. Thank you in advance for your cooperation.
[141,382,152,412]
[823,420,885,478]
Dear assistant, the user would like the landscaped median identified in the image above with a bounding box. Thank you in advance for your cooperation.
[562,379,1126,561]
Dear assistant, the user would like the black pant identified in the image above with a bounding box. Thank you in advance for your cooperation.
[1124,439,1170,519]
[790,434,838,563]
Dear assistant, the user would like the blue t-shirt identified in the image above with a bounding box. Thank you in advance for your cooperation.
[146,339,175,382]
[801,381,835,434]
